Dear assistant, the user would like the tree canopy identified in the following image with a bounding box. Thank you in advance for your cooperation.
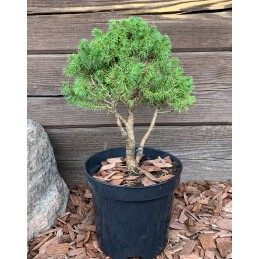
[61,17,195,112]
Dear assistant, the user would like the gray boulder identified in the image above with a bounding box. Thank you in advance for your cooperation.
[27,119,69,241]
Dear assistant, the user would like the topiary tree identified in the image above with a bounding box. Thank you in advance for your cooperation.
[62,17,195,172]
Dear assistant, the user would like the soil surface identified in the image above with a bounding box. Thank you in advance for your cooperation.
[28,180,232,259]
[92,155,179,187]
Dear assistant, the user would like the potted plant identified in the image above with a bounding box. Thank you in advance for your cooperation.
[62,17,195,259]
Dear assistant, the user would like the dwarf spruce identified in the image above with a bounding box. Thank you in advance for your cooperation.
[62,17,195,171]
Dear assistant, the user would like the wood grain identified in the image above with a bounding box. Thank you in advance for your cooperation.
[27,51,232,125]
[58,159,231,186]
[27,52,231,96]
[28,87,231,126]
[46,126,231,161]
[28,0,231,14]
[28,12,231,52]
[44,125,231,185]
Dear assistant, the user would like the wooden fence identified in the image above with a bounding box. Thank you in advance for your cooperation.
[27,0,232,185]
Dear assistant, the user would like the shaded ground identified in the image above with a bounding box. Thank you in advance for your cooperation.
[28,180,232,259]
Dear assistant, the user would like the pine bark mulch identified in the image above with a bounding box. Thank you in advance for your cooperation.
[28,180,232,259]
[93,156,179,187]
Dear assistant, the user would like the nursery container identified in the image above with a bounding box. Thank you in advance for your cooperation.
[84,147,182,259]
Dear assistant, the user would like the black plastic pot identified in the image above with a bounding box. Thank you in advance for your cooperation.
[84,147,182,259]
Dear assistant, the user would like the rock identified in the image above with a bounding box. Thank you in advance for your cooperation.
[27,119,69,241]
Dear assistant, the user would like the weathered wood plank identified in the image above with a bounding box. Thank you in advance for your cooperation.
[28,12,231,52]
[27,52,232,96]
[28,84,231,126]
[28,0,232,14]
[27,51,232,125]
[44,125,232,185]
[58,159,232,186]
[46,126,231,160]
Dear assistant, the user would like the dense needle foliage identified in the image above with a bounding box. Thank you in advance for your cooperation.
[62,17,195,112]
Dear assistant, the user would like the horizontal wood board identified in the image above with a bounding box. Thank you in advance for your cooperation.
[28,52,231,96]
[27,51,231,126]
[28,11,231,52]
[28,0,231,14]
[44,125,232,185]
[28,91,231,127]
[58,159,231,186]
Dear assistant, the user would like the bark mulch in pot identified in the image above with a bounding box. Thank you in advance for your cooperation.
[28,180,232,259]
[92,156,179,187]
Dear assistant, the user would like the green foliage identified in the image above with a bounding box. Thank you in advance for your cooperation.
[62,17,195,112]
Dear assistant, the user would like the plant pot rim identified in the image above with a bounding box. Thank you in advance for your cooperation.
[84,146,183,190]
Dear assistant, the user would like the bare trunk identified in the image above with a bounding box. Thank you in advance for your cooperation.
[125,109,137,171]
[111,106,159,172]
[126,140,136,171]
[136,108,159,164]
[110,105,137,172]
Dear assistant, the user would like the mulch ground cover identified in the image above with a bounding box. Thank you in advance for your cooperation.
[28,180,232,259]
[92,156,179,187]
